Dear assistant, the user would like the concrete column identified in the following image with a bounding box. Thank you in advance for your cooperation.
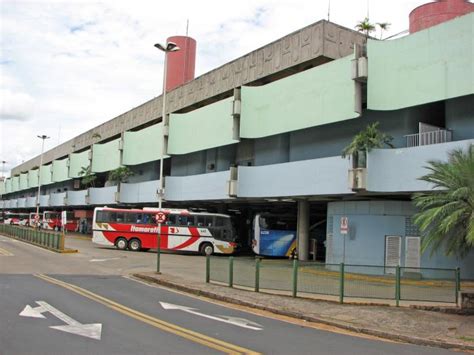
[297,200,310,261]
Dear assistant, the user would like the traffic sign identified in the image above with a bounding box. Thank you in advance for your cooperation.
[155,212,167,224]
[340,217,348,235]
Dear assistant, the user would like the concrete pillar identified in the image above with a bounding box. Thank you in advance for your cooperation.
[297,200,310,261]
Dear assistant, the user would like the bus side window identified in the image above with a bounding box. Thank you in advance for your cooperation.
[166,214,177,226]
[177,215,190,226]
[197,216,205,227]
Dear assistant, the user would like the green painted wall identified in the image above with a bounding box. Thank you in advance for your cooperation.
[19,173,28,190]
[240,55,358,138]
[92,139,121,173]
[12,176,19,192]
[5,179,12,193]
[28,170,39,188]
[368,13,474,110]
[39,165,52,185]
[69,150,90,178]
[52,158,70,182]
[168,98,238,155]
[122,123,168,165]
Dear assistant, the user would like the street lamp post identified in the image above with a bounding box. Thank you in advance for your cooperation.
[1,160,6,221]
[154,41,180,273]
[36,135,50,228]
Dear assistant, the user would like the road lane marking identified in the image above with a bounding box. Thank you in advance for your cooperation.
[35,274,260,355]
[126,275,395,343]
[19,301,102,340]
[89,257,122,262]
[160,302,263,330]
[0,247,14,256]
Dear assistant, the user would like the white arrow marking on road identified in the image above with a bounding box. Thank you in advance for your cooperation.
[159,302,263,330]
[90,257,122,262]
[19,301,102,340]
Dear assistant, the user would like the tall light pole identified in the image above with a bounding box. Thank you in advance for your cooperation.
[36,135,50,227]
[154,41,180,273]
[1,160,5,179]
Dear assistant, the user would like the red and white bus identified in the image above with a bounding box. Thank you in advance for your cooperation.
[41,211,78,232]
[3,212,29,226]
[28,212,43,228]
[92,207,238,255]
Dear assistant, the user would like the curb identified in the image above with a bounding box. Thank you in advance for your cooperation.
[133,273,474,352]
[1,234,78,254]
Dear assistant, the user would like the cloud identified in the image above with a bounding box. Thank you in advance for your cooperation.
[0,90,35,121]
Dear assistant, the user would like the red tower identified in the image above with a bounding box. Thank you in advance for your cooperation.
[165,36,197,92]
[409,0,474,33]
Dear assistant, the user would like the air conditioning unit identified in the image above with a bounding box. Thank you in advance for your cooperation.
[348,168,367,191]
[227,180,238,197]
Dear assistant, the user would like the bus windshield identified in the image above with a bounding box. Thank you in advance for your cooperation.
[252,213,297,257]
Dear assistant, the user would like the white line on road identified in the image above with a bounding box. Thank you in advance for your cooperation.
[160,302,263,330]
[19,301,102,340]
[90,257,122,262]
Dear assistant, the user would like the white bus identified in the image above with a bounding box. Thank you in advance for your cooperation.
[92,207,238,255]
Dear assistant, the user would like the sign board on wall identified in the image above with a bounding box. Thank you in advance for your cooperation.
[340,217,348,235]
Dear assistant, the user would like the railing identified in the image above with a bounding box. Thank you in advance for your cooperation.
[0,224,64,251]
[405,129,452,148]
[206,257,461,305]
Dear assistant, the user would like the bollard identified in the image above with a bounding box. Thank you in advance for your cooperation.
[228,256,234,288]
[292,259,298,298]
[205,255,210,283]
[455,267,461,305]
[59,233,65,250]
[395,265,401,307]
[255,258,261,292]
[339,263,345,304]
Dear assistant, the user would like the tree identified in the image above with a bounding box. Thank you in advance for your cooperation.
[413,145,474,257]
[376,22,391,40]
[355,17,376,37]
[78,165,97,188]
[108,166,134,184]
[342,122,394,168]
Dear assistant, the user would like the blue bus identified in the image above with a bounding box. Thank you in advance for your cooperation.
[251,213,297,257]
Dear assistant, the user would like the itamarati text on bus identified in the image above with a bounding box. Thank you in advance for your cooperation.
[92,207,239,255]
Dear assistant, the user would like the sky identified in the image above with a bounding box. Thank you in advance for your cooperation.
[0,0,432,177]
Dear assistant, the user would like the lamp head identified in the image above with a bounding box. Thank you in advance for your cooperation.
[154,41,180,52]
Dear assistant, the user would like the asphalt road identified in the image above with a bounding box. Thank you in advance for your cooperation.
[0,234,460,354]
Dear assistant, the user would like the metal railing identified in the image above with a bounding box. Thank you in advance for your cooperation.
[405,129,452,148]
[206,257,461,305]
[0,224,64,251]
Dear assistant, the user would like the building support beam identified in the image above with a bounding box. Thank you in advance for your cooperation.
[297,199,310,261]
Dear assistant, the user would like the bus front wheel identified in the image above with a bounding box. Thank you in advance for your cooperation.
[200,243,214,256]
[128,238,142,252]
[115,237,128,250]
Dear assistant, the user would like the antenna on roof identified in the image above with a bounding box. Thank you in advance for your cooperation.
[327,0,331,21]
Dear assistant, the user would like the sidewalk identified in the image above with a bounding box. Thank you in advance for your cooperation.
[134,271,474,352]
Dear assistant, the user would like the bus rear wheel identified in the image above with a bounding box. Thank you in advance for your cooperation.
[200,243,214,256]
[128,238,141,252]
[115,237,128,250]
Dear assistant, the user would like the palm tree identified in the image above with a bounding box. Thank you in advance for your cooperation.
[342,122,394,168]
[78,165,97,188]
[413,145,474,257]
[355,17,375,37]
[376,22,391,40]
